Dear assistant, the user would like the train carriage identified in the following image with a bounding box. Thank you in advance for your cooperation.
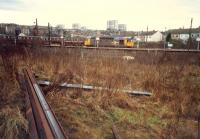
[84,36,135,48]
[115,37,135,48]
[84,36,114,47]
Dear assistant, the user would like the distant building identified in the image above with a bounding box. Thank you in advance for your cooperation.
[169,28,200,43]
[139,31,163,42]
[81,26,87,31]
[29,25,49,36]
[20,25,30,35]
[0,24,30,36]
[118,24,127,31]
[0,24,6,34]
[54,24,64,37]
[147,31,163,42]
[72,23,81,30]
[6,24,18,35]
[107,20,118,31]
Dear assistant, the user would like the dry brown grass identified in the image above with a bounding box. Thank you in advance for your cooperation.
[0,52,28,139]
[4,46,199,139]
[0,106,28,139]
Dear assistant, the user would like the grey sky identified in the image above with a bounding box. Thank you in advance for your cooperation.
[0,0,199,31]
[0,0,22,10]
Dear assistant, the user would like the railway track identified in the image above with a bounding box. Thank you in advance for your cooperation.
[63,46,200,53]
[1,35,200,53]
[112,125,123,139]
[23,68,68,139]
[38,80,152,96]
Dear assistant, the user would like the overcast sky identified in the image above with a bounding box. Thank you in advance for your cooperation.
[0,0,199,31]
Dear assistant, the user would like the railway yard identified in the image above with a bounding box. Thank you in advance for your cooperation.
[0,44,200,139]
[1,0,200,138]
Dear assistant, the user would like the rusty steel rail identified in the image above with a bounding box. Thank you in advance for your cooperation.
[38,80,152,96]
[23,68,67,139]
[112,125,123,139]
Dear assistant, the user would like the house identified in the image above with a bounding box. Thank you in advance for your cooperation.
[0,24,6,34]
[169,28,200,43]
[29,25,49,36]
[147,31,163,42]
[137,31,163,42]
[18,33,26,37]
[0,24,30,36]
[20,25,30,36]
[6,24,18,35]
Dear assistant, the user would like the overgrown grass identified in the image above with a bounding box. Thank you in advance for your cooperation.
[0,55,28,139]
[0,106,28,139]
[2,46,199,138]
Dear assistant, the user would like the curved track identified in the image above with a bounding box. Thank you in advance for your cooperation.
[24,68,68,139]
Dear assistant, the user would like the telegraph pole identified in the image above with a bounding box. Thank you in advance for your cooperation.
[32,18,39,47]
[164,27,166,49]
[35,18,38,36]
[137,31,140,48]
[198,26,200,50]
[48,22,51,46]
[146,26,148,42]
[33,18,39,36]
[188,18,193,50]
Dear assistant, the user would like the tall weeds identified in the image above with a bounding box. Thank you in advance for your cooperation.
[20,47,200,138]
[0,47,28,139]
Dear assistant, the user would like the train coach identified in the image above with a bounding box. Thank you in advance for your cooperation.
[0,34,84,47]
[84,36,135,48]
[1,34,134,48]
[115,37,135,48]
[84,36,114,47]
